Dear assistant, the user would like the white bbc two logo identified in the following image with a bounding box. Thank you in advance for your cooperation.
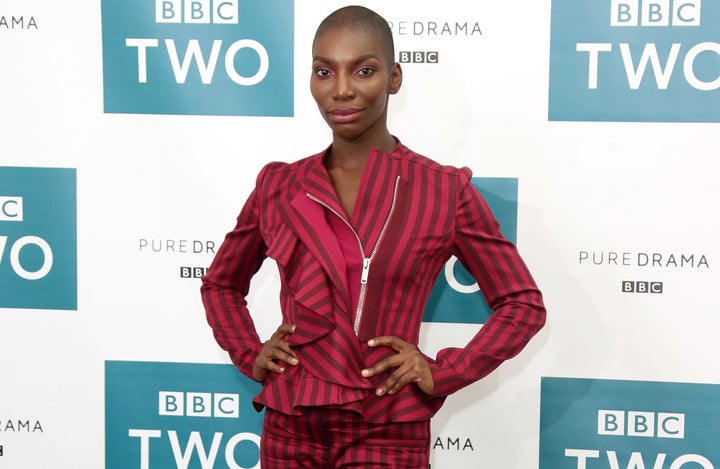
[0,197,23,222]
[598,410,685,439]
[159,391,240,418]
[611,0,702,27]
[156,0,239,24]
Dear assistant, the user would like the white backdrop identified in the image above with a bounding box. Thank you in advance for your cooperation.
[2,1,719,468]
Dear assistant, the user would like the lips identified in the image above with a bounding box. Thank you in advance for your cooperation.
[328,108,363,124]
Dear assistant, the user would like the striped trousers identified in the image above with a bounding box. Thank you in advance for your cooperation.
[260,407,430,468]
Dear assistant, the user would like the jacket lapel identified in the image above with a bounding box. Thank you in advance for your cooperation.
[273,143,410,321]
[276,156,351,315]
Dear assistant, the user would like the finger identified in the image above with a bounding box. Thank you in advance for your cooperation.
[266,344,299,365]
[361,354,403,378]
[389,362,430,395]
[269,338,298,360]
[377,354,434,396]
[390,358,434,395]
[260,356,287,374]
[267,324,298,360]
[253,355,286,382]
[378,361,417,396]
[272,323,296,338]
[368,336,412,353]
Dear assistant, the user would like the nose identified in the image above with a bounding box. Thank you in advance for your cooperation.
[333,72,355,100]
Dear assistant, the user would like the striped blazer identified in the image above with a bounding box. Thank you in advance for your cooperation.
[201,141,546,423]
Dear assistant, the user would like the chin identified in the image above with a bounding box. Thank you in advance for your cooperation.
[331,125,363,140]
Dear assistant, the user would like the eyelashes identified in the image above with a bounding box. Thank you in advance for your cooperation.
[356,67,375,77]
[312,66,377,79]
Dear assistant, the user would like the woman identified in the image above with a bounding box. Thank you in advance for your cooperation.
[201,5,546,468]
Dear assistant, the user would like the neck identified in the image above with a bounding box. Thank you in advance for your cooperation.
[327,130,396,170]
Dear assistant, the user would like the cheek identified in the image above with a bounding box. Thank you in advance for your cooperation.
[309,79,320,97]
[309,81,327,106]
[369,88,389,109]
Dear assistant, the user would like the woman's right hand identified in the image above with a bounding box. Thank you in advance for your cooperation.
[252,324,299,382]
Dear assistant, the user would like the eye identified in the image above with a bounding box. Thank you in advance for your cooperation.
[314,68,332,78]
[356,67,375,77]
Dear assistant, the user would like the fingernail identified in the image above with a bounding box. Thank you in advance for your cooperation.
[361,369,370,377]
[376,388,383,396]
[279,367,285,373]
[368,339,376,346]
[290,358,299,365]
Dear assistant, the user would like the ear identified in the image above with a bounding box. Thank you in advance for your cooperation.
[389,62,403,95]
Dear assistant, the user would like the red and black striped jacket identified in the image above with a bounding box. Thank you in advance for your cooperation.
[201,141,546,423]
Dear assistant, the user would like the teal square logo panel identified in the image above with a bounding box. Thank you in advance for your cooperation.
[101,0,294,116]
[0,167,77,311]
[105,361,263,469]
[540,377,720,468]
[549,0,720,122]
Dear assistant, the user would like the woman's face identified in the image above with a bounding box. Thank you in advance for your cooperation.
[310,26,401,144]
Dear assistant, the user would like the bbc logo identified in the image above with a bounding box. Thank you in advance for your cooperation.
[598,410,685,438]
[0,196,23,222]
[622,281,663,293]
[156,0,239,24]
[180,267,208,278]
[159,391,240,418]
[610,0,702,27]
[399,51,439,64]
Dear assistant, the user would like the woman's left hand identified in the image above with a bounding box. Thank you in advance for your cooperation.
[361,336,435,396]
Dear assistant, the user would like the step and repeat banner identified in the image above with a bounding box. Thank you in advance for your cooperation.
[2,0,719,468]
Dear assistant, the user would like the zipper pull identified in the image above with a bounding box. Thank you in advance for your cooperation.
[361,258,371,284]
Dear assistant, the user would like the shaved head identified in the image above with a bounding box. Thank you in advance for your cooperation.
[313,5,395,66]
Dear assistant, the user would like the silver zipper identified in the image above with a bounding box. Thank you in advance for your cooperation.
[307,176,400,335]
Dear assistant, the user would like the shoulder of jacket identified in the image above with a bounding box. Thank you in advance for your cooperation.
[263,154,314,172]
[395,145,473,181]
[255,152,321,183]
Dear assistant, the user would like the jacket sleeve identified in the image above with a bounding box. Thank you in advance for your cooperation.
[428,169,546,397]
[200,166,269,381]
